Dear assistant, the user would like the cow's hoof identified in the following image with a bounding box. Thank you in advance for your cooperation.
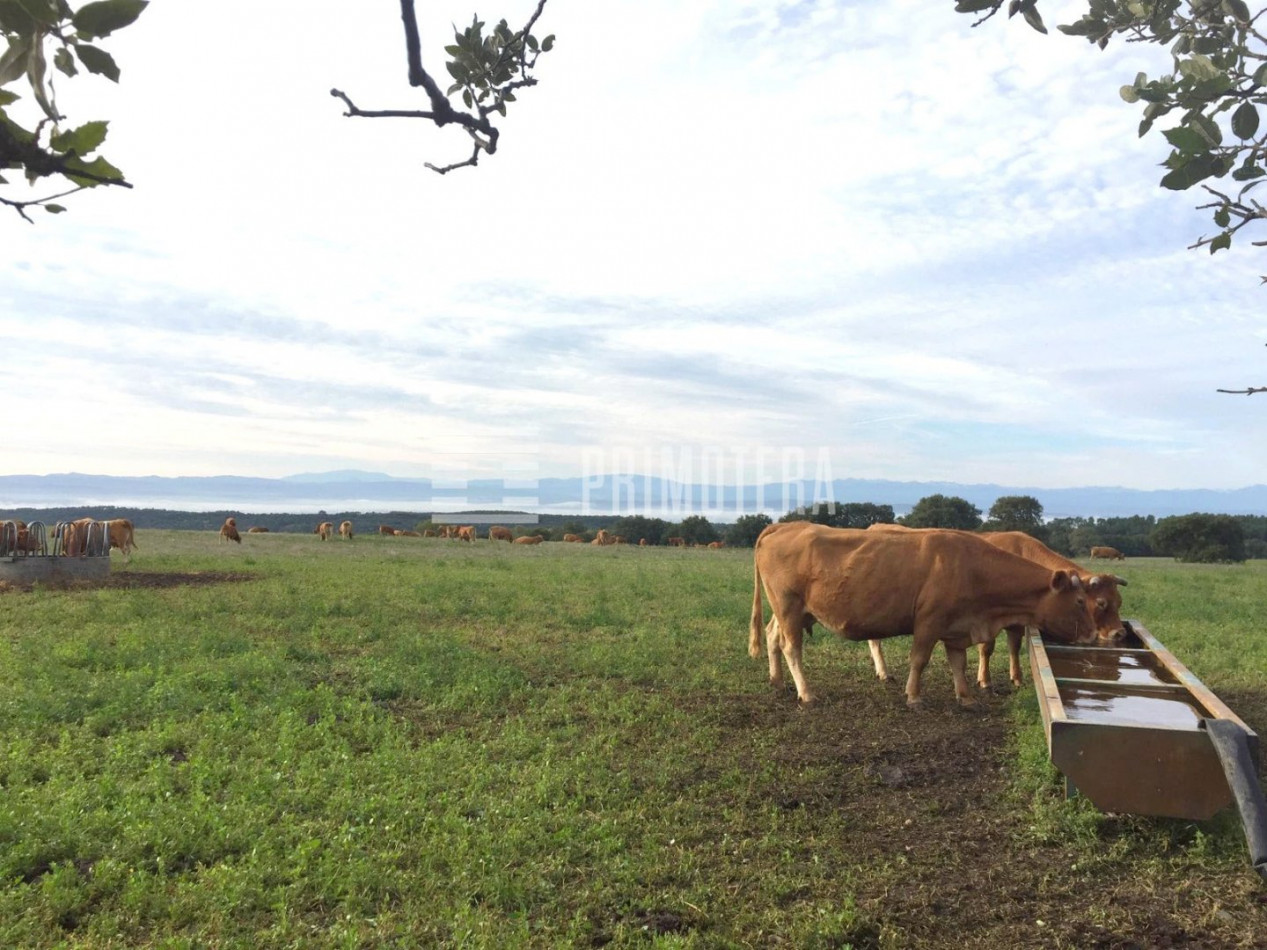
[955,696,980,710]
[879,674,897,685]
[905,697,923,709]
[797,693,817,705]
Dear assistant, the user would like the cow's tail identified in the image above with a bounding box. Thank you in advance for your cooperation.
[749,549,765,658]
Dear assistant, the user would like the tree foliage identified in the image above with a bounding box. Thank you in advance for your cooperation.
[779,501,896,529]
[1,0,554,219]
[676,514,720,546]
[0,0,147,221]
[984,494,1046,536]
[957,1,1267,262]
[1151,511,1247,561]
[900,494,983,530]
[331,0,553,174]
[726,513,772,548]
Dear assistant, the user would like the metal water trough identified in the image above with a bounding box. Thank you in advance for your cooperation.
[0,519,112,584]
[1029,620,1267,879]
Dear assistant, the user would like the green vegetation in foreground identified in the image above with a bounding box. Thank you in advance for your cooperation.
[1,535,1265,947]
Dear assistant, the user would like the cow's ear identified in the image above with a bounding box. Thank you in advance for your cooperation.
[1050,570,1071,591]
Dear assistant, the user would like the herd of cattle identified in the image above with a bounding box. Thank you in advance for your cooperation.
[749,522,1128,707]
[3,514,1132,708]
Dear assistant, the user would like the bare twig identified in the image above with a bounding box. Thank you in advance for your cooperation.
[1216,387,1267,394]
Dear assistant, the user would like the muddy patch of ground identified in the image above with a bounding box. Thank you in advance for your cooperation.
[695,672,1267,950]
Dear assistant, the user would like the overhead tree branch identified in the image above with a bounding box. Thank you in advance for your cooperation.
[331,0,552,174]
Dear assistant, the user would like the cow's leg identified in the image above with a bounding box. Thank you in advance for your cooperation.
[945,643,976,707]
[775,612,815,703]
[905,638,936,708]
[1007,626,1025,686]
[976,637,995,690]
[764,617,784,688]
[867,640,894,682]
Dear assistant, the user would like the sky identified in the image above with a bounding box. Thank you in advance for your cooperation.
[4,0,1266,495]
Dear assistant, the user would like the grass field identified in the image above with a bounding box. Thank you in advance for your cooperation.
[2,532,1266,948]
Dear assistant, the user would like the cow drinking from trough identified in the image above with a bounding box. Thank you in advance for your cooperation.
[750,522,1091,707]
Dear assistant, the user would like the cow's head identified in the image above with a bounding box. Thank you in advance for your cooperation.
[1084,574,1127,643]
[1035,570,1094,644]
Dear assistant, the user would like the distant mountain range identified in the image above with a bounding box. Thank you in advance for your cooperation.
[3,471,1267,520]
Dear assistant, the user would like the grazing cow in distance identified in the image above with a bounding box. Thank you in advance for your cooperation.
[591,529,614,546]
[667,537,685,547]
[247,526,269,533]
[106,519,137,557]
[708,541,725,549]
[399,530,422,537]
[315,522,334,540]
[751,522,1091,706]
[457,525,476,542]
[489,526,513,543]
[379,524,396,536]
[220,517,242,544]
[1090,545,1126,561]
[423,529,437,537]
[563,533,584,543]
[639,538,648,546]
[339,520,354,540]
[513,534,545,544]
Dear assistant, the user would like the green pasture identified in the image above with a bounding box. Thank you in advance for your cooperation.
[1,533,1265,948]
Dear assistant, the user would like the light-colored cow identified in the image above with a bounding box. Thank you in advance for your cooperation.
[220,517,242,544]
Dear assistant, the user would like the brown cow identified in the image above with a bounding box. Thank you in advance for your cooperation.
[750,522,1091,707]
[247,526,269,533]
[563,533,584,543]
[639,538,648,547]
[423,529,437,537]
[106,518,137,556]
[339,520,354,540]
[667,537,685,547]
[975,531,1128,689]
[489,526,513,543]
[399,530,422,537]
[708,541,725,549]
[379,524,396,536]
[220,517,242,544]
[1090,545,1126,561]
[513,534,545,544]
[315,521,334,541]
[457,526,476,542]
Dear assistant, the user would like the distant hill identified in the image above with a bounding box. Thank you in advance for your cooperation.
[3,471,1267,520]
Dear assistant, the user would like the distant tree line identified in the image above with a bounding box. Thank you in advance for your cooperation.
[4,497,1263,562]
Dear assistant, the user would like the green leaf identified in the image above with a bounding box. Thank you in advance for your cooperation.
[1120,84,1140,103]
[1255,63,1267,86]
[1189,113,1222,147]
[49,118,106,154]
[1214,206,1231,228]
[0,88,18,105]
[1231,163,1264,181]
[43,202,65,212]
[1178,54,1221,82]
[1222,0,1251,20]
[541,34,554,52]
[0,35,32,85]
[1162,125,1208,152]
[462,88,472,109]
[60,152,122,186]
[954,0,996,10]
[15,0,58,27]
[1022,6,1046,33]
[71,0,147,38]
[53,44,74,76]
[26,37,55,120]
[0,0,37,32]
[1209,232,1231,254]
[1232,101,1259,140]
[72,42,117,80]
[1160,154,1218,190]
